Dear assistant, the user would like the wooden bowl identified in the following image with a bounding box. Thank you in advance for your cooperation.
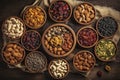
[73,2,96,25]
[21,30,41,51]
[1,42,25,65]
[96,16,118,38]
[94,38,117,62]
[48,0,72,22]
[23,6,47,29]
[73,50,96,72]
[77,26,98,48]
[48,59,70,79]
[2,16,26,40]
[42,23,76,57]
[25,51,47,73]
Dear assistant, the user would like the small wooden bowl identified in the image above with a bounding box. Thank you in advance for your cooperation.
[48,59,70,79]
[96,16,118,38]
[23,6,47,29]
[1,42,25,65]
[73,50,96,72]
[21,30,41,51]
[2,16,26,40]
[48,0,72,23]
[25,51,47,73]
[77,26,98,48]
[42,23,76,57]
[73,2,96,25]
[94,38,117,62]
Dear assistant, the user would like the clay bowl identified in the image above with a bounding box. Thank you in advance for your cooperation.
[96,16,118,38]
[25,51,47,73]
[94,38,117,62]
[73,2,96,25]
[48,59,70,79]
[73,50,96,72]
[2,16,26,40]
[77,26,98,48]
[22,6,47,29]
[48,0,72,22]
[42,23,76,58]
[21,30,41,51]
[1,42,25,65]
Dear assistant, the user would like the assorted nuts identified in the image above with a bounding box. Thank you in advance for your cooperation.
[2,43,25,65]
[49,0,72,22]
[73,51,96,72]
[95,39,116,61]
[77,27,98,48]
[23,6,46,29]
[42,24,75,57]
[25,51,47,73]
[2,17,24,39]
[74,2,95,24]
[96,16,118,37]
[49,59,69,79]
[21,30,41,51]
[1,1,119,78]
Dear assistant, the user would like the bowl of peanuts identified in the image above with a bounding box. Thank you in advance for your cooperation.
[2,42,25,65]
[42,23,76,58]
[2,16,25,40]
[48,59,70,79]
[73,50,96,72]
[23,6,47,29]
[74,2,96,25]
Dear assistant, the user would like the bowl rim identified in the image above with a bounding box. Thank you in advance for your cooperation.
[21,30,41,51]
[22,5,47,29]
[76,26,99,48]
[1,42,25,65]
[94,38,117,62]
[48,0,72,23]
[2,16,26,40]
[73,2,96,25]
[73,50,96,72]
[48,59,70,79]
[96,16,118,38]
[25,51,47,73]
[42,23,76,57]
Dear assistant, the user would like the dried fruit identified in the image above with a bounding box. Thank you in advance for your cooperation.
[49,0,72,22]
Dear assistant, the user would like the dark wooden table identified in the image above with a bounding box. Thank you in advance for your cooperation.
[0,0,120,80]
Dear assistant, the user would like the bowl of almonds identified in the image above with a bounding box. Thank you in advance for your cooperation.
[2,42,25,65]
[42,23,76,57]
[74,2,96,25]
[23,6,46,29]
[73,50,96,72]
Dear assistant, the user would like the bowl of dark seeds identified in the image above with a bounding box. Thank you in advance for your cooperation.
[96,16,118,38]
[25,51,47,73]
